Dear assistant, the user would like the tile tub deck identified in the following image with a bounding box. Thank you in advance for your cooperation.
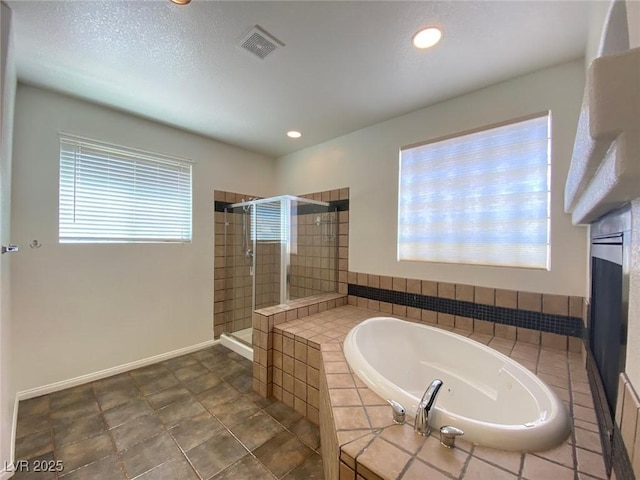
[268,304,610,480]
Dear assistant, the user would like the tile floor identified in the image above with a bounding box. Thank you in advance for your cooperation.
[13,344,323,480]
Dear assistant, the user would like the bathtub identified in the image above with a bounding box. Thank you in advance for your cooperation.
[343,317,570,451]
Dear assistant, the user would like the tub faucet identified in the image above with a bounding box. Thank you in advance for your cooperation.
[414,379,443,436]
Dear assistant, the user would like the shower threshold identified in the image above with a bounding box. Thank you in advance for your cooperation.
[220,328,253,361]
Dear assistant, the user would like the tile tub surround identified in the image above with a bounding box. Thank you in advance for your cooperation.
[347,272,587,352]
[252,292,348,403]
[615,374,640,479]
[13,344,323,480]
[270,304,608,480]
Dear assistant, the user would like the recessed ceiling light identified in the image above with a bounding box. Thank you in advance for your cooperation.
[170,0,191,5]
[412,27,442,49]
[287,131,302,139]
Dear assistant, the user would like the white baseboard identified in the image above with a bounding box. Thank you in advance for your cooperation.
[16,339,219,401]
[0,470,15,480]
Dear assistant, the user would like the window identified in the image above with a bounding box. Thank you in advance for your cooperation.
[59,134,192,243]
[252,202,284,242]
[398,113,550,269]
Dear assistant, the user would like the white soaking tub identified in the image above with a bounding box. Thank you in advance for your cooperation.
[343,317,570,451]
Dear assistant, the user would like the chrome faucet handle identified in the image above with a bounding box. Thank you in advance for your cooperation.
[414,379,444,436]
[387,400,406,424]
[439,425,464,448]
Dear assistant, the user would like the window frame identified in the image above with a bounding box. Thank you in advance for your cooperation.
[58,133,193,244]
[397,111,551,270]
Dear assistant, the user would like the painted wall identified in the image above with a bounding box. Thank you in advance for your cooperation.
[10,85,276,392]
[0,2,16,475]
[276,60,588,297]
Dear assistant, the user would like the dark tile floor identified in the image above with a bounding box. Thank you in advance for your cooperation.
[13,344,324,480]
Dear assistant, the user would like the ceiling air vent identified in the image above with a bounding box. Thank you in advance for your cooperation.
[240,25,284,60]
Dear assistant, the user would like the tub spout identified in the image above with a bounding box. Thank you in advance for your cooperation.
[414,379,443,436]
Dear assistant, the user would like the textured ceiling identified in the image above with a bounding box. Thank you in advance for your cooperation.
[7,1,590,157]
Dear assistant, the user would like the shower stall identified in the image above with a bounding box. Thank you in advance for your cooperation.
[219,195,338,359]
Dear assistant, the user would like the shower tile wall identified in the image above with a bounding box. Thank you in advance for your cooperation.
[290,189,348,300]
[213,188,350,339]
[214,191,261,339]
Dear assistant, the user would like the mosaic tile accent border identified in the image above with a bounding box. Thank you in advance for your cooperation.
[348,283,584,337]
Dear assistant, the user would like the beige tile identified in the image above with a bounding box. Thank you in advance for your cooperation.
[438,282,455,299]
[294,341,308,362]
[417,435,469,477]
[541,332,568,351]
[475,287,495,305]
[533,439,574,468]
[517,327,541,345]
[392,304,407,317]
[633,415,640,478]
[455,316,473,331]
[367,275,380,288]
[495,289,517,308]
[522,454,574,480]
[340,439,363,469]
[456,284,474,301]
[573,404,598,425]
[379,276,392,290]
[334,407,370,430]
[543,294,569,315]
[357,437,411,480]
[380,424,425,455]
[392,277,407,292]
[364,406,394,429]
[421,310,437,324]
[400,459,449,480]
[569,296,584,318]
[407,279,421,294]
[574,427,602,453]
[307,367,319,389]
[464,457,518,480]
[494,324,517,340]
[340,461,356,480]
[357,273,368,286]
[329,389,361,407]
[473,445,523,474]
[575,447,607,479]
[358,389,386,406]
[621,382,640,456]
[518,291,542,312]
[407,307,421,320]
[324,362,351,374]
[474,319,495,335]
[438,313,454,327]
[569,336,583,353]
[307,348,320,370]
[421,281,437,297]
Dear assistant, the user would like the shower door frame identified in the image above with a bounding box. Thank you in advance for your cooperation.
[228,195,334,315]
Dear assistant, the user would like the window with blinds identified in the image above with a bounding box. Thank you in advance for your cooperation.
[253,202,284,242]
[398,113,551,269]
[59,135,192,243]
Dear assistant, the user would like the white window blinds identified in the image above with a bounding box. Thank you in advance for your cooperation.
[59,135,192,243]
[398,113,550,269]
[253,202,284,242]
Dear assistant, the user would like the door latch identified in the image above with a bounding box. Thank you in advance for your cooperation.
[1,244,19,254]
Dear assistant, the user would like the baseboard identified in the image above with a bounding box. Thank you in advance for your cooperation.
[0,470,15,480]
[16,339,219,401]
